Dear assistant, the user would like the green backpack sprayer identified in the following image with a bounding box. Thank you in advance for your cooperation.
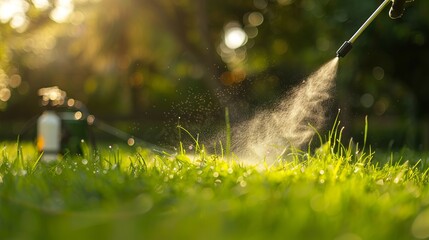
[35,86,165,163]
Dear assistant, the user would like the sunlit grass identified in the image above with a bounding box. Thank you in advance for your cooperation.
[1,122,429,240]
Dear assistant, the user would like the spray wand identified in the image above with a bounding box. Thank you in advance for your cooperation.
[336,0,392,58]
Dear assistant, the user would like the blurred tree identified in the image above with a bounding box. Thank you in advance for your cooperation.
[0,0,428,148]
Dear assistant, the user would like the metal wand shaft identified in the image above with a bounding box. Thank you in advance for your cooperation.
[349,0,392,44]
[336,0,392,58]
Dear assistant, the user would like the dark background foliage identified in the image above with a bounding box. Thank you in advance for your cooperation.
[0,0,428,149]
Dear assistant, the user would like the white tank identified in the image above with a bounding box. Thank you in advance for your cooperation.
[37,110,61,163]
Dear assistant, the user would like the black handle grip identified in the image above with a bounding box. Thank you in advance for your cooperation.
[389,0,407,19]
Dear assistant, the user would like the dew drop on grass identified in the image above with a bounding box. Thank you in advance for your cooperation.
[214,179,222,186]
[394,177,401,184]
[239,180,247,187]
[111,164,117,170]
[19,169,27,176]
[82,159,88,165]
[213,172,219,178]
[55,167,62,175]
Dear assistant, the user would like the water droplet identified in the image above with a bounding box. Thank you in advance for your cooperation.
[213,172,219,178]
[394,177,400,184]
[240,180,247,187]
[19,169,27,176]
[214,179,222,186]
[55,167,62,175]
[82,159,88,165]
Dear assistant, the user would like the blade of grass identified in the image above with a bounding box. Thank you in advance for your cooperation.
[225,107,231,157]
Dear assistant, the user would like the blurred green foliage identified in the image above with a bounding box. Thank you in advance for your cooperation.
[0,0,428,148]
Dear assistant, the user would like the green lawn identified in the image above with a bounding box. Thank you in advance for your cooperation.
[1,133,429,240]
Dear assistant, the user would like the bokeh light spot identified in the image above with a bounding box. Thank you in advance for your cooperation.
[87,115,95,125]
[9,74,22,88]
[50,0,74,23]
[32,0,51,10]
[127,138,135,146]
[273,39,289,55]
[220,70,246,85]
[224,27,248,50]
[74,111,83,120]
[277,0,294,5]
[360,93,374,108]
[412,208,429,239]
[247,12,264,26]
[374,98,389,116]
[244,26,258,39]
[10,14,28,30]
[372,66,385,80]
[0,88,11,102]
[67,98,75,107]
[253,0,267,9]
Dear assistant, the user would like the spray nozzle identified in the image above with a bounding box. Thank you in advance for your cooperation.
[336,41,353,58]
[336,0,392,58]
